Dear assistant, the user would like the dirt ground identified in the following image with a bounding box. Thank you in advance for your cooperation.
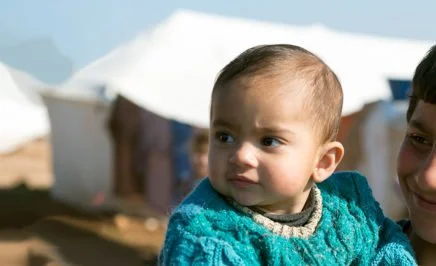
[0,138,166,265]
[0,138,53,189]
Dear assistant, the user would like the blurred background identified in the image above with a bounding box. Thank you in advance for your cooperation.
[1,0,435,265]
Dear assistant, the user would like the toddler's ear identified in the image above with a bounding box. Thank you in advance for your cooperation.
[312,141,344,183]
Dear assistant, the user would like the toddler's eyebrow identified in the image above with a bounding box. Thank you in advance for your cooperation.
[212,119,236,129]
[257,126,296,136]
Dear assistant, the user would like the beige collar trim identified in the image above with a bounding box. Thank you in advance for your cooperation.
[231,186,322,239]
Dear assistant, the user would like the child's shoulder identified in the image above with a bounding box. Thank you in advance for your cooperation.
[161,179,256,265]
[169,178,239,230]
[172,178,226,216]
[318,171,417,265]
[321,170,369,186]
[319,171,373,199]
[318,171,381,215]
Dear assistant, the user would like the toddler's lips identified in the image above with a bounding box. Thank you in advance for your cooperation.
[228,176,257,188]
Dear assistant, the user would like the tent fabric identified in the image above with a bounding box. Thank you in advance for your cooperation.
[0,63,49,154]
[42,94,112,209]
[60,10,432,127]
[6,66,48,106]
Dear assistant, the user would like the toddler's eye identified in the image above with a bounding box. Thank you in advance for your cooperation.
[261,137,281,147]
[215,132,235,144]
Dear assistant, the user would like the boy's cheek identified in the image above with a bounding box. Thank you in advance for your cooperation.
[397,144,417,178]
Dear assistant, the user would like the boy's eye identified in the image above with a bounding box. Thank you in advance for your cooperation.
[215,132,235,143]
[261,137,281,147]
[408,133,432,149]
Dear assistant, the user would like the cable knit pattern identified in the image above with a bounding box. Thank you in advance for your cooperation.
[159,171,416,265]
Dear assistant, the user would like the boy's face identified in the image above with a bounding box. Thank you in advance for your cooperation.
[398,100,436,243]
[208,76,322,214]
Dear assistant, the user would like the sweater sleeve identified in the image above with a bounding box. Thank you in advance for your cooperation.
[349,173,417,265]
[159,228,247,266]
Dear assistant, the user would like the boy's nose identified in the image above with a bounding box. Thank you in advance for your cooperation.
[415,150,436,191]
[229,143,258,168]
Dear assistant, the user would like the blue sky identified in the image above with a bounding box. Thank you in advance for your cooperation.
[1,0,435,69]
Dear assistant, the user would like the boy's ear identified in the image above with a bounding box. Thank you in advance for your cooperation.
[312,141,344,183]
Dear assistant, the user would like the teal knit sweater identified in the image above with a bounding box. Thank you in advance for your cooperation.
[160,172,416,265]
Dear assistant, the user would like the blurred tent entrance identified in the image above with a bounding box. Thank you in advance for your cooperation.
[45,9,432,219]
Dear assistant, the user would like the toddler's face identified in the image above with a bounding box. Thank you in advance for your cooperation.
[208,76,322,214]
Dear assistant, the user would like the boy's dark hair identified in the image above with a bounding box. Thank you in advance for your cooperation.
[211,44,343,143]
[407,45,436,121]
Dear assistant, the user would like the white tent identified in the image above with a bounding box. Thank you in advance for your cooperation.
[41,92,112,207]
[0,62,49,154]
[61,9,432,127]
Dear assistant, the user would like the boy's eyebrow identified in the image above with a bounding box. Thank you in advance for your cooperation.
[409,119,431,134]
